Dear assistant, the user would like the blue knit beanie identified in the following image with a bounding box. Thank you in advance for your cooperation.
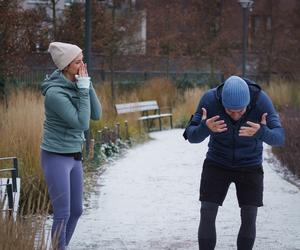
[222,76,250,110]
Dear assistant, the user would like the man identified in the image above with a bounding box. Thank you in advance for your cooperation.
[183,76,284,250]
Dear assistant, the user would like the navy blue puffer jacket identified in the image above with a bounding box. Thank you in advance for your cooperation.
[183,78,285,168]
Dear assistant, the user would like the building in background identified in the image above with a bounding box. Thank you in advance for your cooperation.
[22,0,84,16]
[20,0,300,81]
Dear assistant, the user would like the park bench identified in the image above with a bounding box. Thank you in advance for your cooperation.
[115,100,173,131]
[0,157,21,219]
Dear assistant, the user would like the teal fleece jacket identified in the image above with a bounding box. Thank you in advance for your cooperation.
[40,70,102,153]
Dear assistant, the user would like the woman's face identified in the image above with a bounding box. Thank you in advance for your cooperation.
[65,53,84,76]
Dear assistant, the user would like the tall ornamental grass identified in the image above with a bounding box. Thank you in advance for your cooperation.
[0,79,205,210]
[0,77,299,249]
[264,80,300,178]
[1,78,299,210]
[0,88,46,210]
[0,190,51,250]
[263,80,300,109]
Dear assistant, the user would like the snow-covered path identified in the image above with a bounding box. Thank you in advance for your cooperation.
[69,129,300,250]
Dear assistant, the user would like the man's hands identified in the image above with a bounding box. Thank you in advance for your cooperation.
[202,108,227,133]
[201,108,268,136]
[239,113,267,137]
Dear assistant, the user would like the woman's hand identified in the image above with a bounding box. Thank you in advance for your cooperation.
[78,63,89,77]
[76,64,90,89]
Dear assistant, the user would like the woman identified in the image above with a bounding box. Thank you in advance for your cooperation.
[40,42,102,250]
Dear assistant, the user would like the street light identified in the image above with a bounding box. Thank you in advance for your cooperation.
[84,0,92,157]
[85,0,91,73]
[238,0,254,78]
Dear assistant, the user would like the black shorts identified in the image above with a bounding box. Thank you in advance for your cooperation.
[199,159,264,207]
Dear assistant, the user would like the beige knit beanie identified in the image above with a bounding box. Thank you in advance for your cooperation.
[48,42,82,70]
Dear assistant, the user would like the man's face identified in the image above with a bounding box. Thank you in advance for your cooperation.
[225,108,247,121]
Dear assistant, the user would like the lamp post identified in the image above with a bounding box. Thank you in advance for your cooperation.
[238,0,254,78]
[85,0,91,73]
[84,0,92,157]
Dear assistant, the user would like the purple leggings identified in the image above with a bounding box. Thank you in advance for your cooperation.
[41,150,83,250]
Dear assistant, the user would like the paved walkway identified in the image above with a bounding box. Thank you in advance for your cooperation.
[69,129,300,250]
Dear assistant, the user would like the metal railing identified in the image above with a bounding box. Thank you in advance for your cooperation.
[0,157,20,218]
[6,70,224,86]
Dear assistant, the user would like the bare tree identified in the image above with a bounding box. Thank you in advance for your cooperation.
[91,0,144,106]
[252,0,300,82]
[55,2,85,47]
[57,0,144,106]
[52,0,60,38]
[41,0,60,40]
[0,0,44,104]
[184,0,232,84]
[145,0,186,77]
[22,6,48,52]
[143,0,234,83]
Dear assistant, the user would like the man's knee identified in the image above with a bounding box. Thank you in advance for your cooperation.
[240,206,257,224]
[239,205,258,237]
[199,201,219,239]
[201,201,219,217]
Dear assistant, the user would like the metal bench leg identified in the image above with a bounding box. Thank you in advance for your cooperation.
[170,116,173,129]
[159,117,162,131]
[146,119,150,132]
[137,120,141,134]
[6,183,13,210]
[13,158,19,192]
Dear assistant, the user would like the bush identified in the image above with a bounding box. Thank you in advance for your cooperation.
[272,108,300,178]
[174,74,194,90]
[91,138,131,167]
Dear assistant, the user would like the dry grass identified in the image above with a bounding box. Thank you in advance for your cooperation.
[172,87,206,128]
[0,78,203,206]
[264,80,300,178]
[0,88,46,210]
[0,215,47,250]
[0,78,298,206]
[0,78,197,249]
[0,191,51,250]
[263,80,300,109]
[0,77,299,248]
[90,78,195,138]
[272,107,300,178]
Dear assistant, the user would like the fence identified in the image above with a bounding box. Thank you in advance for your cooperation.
[0,157,20,220]
[8,69,224,87]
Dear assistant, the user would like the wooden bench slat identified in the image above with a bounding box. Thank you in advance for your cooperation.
[116,101,159,114]
[115,100,173,131]
[156,113,173,117]
[138,113,172,120]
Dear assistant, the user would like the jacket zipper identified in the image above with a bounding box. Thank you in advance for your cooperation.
[232,126,236,166]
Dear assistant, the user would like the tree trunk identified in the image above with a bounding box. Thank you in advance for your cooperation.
[209,56,217,87]
[51,0,57,40]
[109,1,117,107]
[266,2,275,85]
